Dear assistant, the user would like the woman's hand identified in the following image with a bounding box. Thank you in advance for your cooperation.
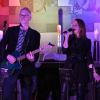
[63,32,72,48]
[7,54,16,64]
[93,71,100,82]
[26,51,34,62]
[88,64,100,82]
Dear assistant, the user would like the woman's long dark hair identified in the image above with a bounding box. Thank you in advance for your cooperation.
[75,19,86,38]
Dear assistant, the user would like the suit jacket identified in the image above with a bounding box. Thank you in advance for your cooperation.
[0,25,40,76]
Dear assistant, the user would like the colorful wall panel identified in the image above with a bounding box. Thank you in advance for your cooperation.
[0,0,58,33]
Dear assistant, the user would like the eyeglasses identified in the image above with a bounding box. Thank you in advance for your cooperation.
[20,14,30,17]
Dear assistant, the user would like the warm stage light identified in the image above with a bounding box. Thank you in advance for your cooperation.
[57,25,61,35]
[0,30,3,41]
[94,29,99,41]
[57,25,61,47]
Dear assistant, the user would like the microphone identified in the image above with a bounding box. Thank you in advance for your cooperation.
[3,20,7,28]
[63,28,74,34]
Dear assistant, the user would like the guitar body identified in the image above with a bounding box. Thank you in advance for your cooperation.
[0,51,21,77]
[0,43,54,77]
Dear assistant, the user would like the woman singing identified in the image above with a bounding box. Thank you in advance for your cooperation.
[62,18,100,100]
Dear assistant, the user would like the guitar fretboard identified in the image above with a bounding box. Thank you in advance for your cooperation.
[17,48,41,61]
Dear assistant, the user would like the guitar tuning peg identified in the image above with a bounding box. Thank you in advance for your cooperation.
[48,42,55,47]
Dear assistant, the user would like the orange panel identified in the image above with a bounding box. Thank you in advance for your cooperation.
[9,0,20,6]
[9,15,19,24]
[9,6,16,15]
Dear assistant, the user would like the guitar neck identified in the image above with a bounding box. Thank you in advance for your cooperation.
[17,48,40,61]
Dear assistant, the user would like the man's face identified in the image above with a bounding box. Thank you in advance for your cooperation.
[19,10,31,25]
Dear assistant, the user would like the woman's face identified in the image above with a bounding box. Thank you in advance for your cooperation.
[71,20,80,37]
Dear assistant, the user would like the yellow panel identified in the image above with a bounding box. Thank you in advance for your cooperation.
[20,0,33,11]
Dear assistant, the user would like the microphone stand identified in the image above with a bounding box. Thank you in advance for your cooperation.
[89,66,95,100]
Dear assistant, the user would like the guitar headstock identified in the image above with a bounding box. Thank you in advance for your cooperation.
[40,42,55,54]
[48,42,55,47]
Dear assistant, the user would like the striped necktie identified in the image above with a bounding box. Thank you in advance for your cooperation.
[16,30,26,53]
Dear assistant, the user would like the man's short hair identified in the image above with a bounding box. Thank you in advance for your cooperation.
[20,7,31,15]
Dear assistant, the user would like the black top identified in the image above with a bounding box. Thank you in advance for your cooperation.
[62,34,93,83]
[63,34,93,65]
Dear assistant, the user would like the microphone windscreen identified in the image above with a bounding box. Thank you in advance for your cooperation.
[68,28,73,32]
[63,28,74,34]
[63,31,67,33]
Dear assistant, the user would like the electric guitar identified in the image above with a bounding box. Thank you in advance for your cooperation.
[0,42,55,76]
